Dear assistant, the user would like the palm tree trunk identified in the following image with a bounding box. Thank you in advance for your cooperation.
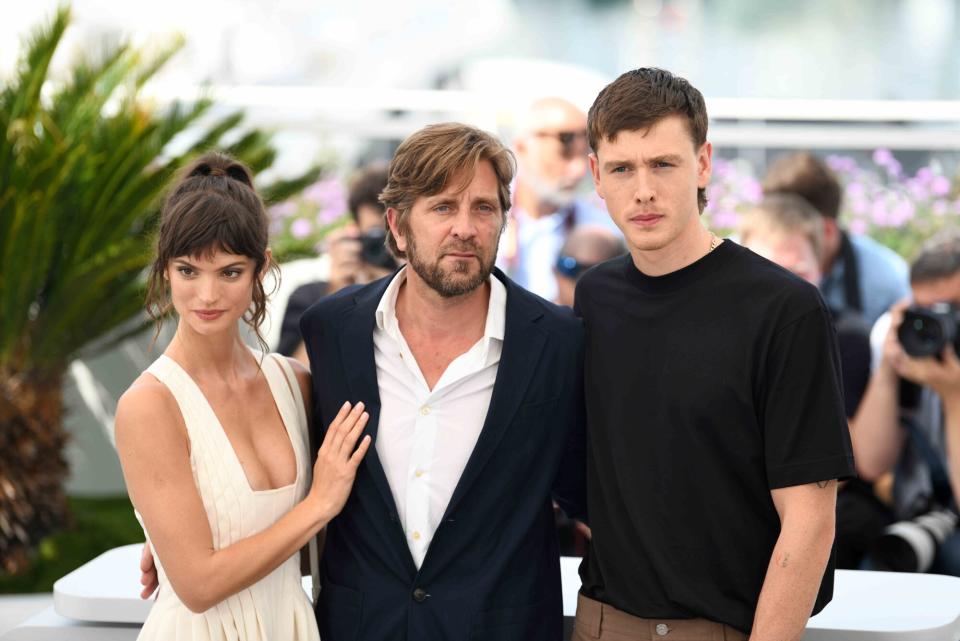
[0,368,70,574]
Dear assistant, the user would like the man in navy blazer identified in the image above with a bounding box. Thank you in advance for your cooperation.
[300,122,585,641]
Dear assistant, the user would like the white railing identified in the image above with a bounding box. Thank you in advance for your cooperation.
[146,84,960,151]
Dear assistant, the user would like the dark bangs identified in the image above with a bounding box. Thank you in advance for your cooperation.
[163,191,266,266]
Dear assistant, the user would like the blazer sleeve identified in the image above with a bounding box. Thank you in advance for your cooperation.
[551,323,588,523]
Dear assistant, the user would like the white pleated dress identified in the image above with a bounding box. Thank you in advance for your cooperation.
[135,352,320,641]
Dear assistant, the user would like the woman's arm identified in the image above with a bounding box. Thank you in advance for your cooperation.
[115,378,369,613]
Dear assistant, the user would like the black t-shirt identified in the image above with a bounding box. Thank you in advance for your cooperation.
[574,240,855,634]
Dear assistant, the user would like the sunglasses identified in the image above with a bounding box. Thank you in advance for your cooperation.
[555,254,597,280]
[533,130,589,158]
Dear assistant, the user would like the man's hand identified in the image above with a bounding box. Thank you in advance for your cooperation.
[574,521,592,540]
[886,299,960,404]
[325,224,363,294]
[895,345,960,403]
[140,542,159,600]
[879,300,911,376]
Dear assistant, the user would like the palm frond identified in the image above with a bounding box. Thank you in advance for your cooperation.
[260,165,326,205]
[1,9,322,372]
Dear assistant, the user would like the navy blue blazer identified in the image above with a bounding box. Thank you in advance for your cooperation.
[299,267,585,641]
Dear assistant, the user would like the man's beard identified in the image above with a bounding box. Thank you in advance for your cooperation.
[405,233,496,298]
[526,170,579,209]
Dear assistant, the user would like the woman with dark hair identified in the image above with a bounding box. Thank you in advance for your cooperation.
[115,152,369,640]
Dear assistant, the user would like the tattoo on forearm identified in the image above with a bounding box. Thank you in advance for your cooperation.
[779,553,790,568]
[815,480,832,489]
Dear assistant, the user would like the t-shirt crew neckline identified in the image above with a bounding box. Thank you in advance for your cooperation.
[623,237,738,295]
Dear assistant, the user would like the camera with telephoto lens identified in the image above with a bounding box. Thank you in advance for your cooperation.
[359,228,398,271]
[869,508,959,572]
[897,303,960,358]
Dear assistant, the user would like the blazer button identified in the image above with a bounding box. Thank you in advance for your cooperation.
[412,587,428,602]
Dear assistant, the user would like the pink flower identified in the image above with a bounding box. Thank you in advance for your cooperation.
[712,210,740,229]
[270,201,298,219]
[848,219,868,235]
[889,199,916,226]
[870,200,891,227]
[742,180,762,202]
[872,149,895,167]
[827,155,857,174]
[291,218,313,239]
[932,176,951,197]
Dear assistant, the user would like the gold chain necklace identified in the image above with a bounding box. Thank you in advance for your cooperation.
[707,232,719,253]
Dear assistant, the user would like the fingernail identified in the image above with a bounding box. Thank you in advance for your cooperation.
[356,401,365,410]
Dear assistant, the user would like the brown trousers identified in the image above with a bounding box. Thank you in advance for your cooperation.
[571,594,748,641]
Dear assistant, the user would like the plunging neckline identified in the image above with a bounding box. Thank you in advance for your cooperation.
[158,352,300,495]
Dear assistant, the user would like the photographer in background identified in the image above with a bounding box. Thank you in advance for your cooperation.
[740,195,885,569]
[739,194,872,418]
[852,230,960,574]
[762,152,910,326]
[498,97,617,301]
[278,165,398,361]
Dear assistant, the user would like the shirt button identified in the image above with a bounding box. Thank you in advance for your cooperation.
[420,406,431,416]
[412,587,428,602]
[655,623,670,636]
[412,531,421,540]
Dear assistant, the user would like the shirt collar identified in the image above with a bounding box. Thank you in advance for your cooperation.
[375,266,507,343]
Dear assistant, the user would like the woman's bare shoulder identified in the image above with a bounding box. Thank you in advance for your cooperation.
[115,372,185,445]
[280,356,312,415]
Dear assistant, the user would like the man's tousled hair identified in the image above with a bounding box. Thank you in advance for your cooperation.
[588,67,709,212]
[379,123,515,259]
[911,229,960,285]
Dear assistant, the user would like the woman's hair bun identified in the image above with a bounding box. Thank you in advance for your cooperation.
[226,164,253,187]
[188,161,215,178]
[185,154,253,187]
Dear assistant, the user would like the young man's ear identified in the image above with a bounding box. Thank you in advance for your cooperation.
[696,141,713,189]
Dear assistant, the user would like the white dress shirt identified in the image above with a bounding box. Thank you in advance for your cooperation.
[373,267,506,568]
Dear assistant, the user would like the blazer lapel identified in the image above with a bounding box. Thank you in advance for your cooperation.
[337,280,401,522]
[438,272,547,523]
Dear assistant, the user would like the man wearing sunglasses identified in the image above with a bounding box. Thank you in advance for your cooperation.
[499,97,618,302]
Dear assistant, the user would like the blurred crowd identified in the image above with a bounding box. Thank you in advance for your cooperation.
[277,97,960,576]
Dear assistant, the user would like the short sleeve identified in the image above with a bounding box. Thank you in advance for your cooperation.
[869,312,892,373]
[762,303,856,489]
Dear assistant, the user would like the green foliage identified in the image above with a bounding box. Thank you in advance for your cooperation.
[0,7,322,574]
[0,496,142,594]
[0,5,322,375]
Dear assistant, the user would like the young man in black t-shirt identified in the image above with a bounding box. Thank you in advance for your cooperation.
[572,68,855,640]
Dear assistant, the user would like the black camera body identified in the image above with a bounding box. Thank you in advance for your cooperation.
[898,303,960,358]
[359,228,398,271]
